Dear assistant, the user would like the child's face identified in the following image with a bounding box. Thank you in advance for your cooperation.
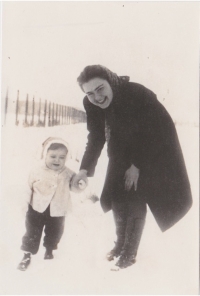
[45,148,67,171]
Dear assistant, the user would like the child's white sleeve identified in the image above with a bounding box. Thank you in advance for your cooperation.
[26,168,35,203]
[20,169,35,215]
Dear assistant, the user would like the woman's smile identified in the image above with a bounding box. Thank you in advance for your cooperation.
[82,78,113,109]
[96,97,107,105]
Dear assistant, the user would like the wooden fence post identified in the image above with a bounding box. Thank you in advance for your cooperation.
[4,89,9,125]
[38,98,41,126]
[44,99,47,127]
[58,105,61,125]
[55,104,58,125]
[60,105,62,125]
[72,108,75,124]
[31,96,35,126]
[65,106,67,124]
[52,102,55,126]
[74,108,76,124]
[69,107,72,124]
[48,101,51,126]
[24,94,29,126]
[67,106,69,124]
[67,107,70,124]
[15,90,19,126]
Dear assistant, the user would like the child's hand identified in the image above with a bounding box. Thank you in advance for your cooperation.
[71,170,88,192]
[78,179,87,190]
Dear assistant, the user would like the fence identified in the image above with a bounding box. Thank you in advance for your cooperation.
[4,90,86,127]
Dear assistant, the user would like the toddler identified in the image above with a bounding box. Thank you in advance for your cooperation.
[17,137,87,271]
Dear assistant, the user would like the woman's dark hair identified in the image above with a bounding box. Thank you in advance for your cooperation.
[77,65,129,92]
[77,65,110,90]
[47,143,68,153]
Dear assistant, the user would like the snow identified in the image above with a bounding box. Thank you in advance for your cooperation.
[0,122,199,295]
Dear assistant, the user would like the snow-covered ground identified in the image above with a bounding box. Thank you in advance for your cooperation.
[0,121,199,295]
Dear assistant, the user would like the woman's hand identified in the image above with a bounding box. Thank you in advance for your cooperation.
[71,170,88,192]
[124,164,140,191]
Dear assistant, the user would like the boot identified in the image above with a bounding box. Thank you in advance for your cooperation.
[115,218,145,269]
[17,252,31,271]
[44,248,54,260]
[107,203,127,261]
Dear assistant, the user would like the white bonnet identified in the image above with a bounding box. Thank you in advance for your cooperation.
[41,137,70,160]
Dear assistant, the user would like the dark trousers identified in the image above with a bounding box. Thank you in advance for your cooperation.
[21,205,65,255]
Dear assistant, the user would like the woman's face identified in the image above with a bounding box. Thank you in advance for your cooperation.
[82,77,113,109]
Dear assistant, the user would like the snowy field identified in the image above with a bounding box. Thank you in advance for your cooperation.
[0,121,199,295]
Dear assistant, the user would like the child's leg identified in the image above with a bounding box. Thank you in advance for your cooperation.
[21,205,45,255]
[43,206,65,253]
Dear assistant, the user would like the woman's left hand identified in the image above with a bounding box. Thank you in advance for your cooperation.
[124,164,140,191]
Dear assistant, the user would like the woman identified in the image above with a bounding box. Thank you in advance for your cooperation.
[73,65,192,269]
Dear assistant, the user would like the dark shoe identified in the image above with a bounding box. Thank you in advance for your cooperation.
[44,249,54,260]
[106,242,123,261]
[17,253,31,271]
[113,218,145,268]
[115,253,136,269]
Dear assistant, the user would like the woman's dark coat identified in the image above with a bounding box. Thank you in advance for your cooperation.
[80,82,192,232]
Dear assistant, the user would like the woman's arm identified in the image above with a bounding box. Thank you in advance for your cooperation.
[80,97,106,177]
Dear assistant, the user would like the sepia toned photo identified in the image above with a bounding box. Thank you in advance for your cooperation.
[1,1,199,294]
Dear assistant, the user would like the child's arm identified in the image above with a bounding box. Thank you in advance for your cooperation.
[26,168,36,203]
[20,169,35,215]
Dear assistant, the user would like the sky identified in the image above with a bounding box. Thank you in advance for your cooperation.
[1,1,199,122]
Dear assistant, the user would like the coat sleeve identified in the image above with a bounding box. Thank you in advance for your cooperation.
[80,97,106,177]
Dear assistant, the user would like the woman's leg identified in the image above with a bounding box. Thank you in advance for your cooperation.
[107,201,128,261]
[115,195,147,268]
